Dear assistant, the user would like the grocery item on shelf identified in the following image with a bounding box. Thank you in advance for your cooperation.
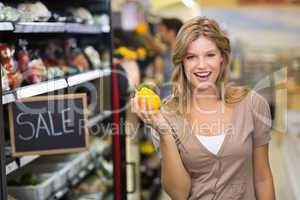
[17,2,51,22]
[0,44,23,89]
[8,194,16,200]
[136,47,147,60]
[84,46,102,69]
[135,23,148,35]
[67,7,94,24]
[94,14,109,27]
[42,40,69,75]
[65,38,90,73]
[1,67,10,91]
[8,173,39,186]
[72,193,103,200]
[18,48,47,84]
[115,46,138,60]
[0,3,21,22]
[46,67,64,80]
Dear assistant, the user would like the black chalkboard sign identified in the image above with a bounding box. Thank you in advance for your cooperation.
[8,94,89,157]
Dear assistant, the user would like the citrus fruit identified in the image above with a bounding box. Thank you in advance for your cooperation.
[135,87,161,112]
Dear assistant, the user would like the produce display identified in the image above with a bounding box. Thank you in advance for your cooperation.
[8,173,39,186]
[0,38,105,91]
[0,1,109,26]
[1,1,113,200]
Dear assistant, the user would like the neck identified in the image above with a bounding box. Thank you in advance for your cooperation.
[190,88,221,111]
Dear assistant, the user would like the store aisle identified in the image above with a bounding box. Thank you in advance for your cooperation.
[270,134,295,200]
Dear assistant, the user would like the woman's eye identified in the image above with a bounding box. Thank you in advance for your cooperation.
[207,53,215,57]
[186,55,195,60]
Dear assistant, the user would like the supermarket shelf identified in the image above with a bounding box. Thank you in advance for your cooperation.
[19,155,40,168]
[13,22,109,34]
[49,187,69,200]
[14,22,65,33]
[2,69,110,104]
[67,68,111,87]
[6,155,40,175]
[65,23,109,34]
[48,161,96,200]
[2,91,16,104]
[88,111,112,127]
[0,22,14,31]
[7,139,110,199]
[15,78,68,100]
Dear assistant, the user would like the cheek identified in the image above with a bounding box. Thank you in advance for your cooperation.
[209,58,222,76]
[183,63,194,80]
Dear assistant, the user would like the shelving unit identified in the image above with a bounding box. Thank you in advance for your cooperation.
[6,156,40,175]
[2,68,111,104]
[0,22,14,31]
[13,22,110,34]
[7,139,111,200]
[67,68,111,87]
[0,1,119,200]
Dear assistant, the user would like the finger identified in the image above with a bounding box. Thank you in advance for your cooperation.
[130,98,134,112]
[131,96,139,113]
[141,96,146,112]
[130,98,138,113]
[135,108,144,118]
[139,111,148,121]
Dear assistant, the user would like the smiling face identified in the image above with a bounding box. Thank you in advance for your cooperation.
[183,35,223,93]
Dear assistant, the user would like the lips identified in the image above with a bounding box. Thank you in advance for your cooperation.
[193,71,212,81]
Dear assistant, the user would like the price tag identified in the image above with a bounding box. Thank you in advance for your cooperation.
[6,161,18,175]
[54,188,68,199]
[88,163,94,171]
[20,155,39,166]
[71,177,79,186]
[79,170,86,179]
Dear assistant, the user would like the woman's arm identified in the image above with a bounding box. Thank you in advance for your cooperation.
[133,103,191,200]
[159,129,191,200]
[253,144,275,200]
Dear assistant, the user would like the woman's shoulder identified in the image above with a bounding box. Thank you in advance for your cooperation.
[247,90,270,109]
[237,90,270,116]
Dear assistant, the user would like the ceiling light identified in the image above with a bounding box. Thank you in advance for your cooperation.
[182,0,195,8]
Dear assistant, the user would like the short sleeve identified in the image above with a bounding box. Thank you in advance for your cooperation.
[250,91,272,147]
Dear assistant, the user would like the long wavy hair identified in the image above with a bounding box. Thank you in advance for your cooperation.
[165,16,249,113]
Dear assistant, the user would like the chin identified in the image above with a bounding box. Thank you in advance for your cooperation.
[192,81,217,93]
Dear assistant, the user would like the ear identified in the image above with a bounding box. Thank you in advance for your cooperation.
[220,55,224,65]
[169,30,177,38]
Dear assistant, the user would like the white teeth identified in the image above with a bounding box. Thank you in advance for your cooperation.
[194,72,210,77]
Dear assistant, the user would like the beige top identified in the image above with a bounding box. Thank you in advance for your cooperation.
[151,90,272,200]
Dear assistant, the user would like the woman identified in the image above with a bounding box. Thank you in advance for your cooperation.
[133,16,275,200]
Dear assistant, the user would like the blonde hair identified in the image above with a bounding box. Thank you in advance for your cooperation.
[166,16,249,112]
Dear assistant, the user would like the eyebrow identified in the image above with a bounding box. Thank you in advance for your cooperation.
[185,50,217,54]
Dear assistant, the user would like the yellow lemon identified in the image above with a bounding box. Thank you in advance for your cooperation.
[135,87,161,112]
[135,23,147,35]
[136,47,146,59]
[140,142,155,155]
[115,47,138,60]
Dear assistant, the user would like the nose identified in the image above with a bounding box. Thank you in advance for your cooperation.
[196,56,206,69]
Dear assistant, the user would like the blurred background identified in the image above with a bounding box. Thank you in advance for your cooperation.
[111,0,300,200]
[1,0,299,200]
